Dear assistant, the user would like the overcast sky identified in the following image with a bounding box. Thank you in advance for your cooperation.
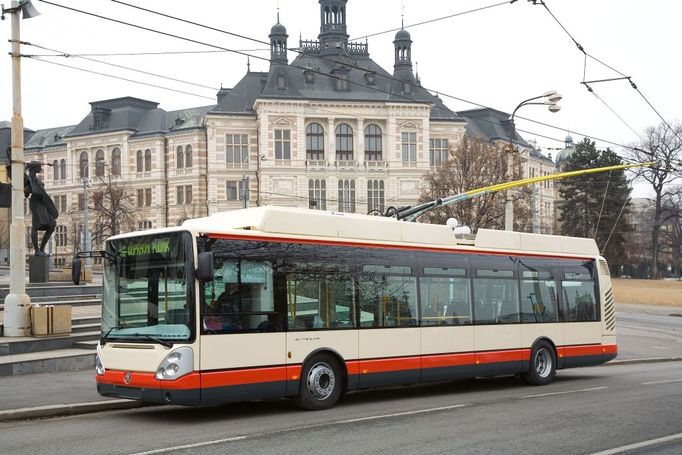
[2,0,680,194]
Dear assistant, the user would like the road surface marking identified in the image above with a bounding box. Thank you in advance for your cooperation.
[642,378,682,385]
[590,432,682,455]
[127,403,467,455]
[335,403,467,424]
[522,386,607,399]
[129,437,248,455]
[652,346,670,350]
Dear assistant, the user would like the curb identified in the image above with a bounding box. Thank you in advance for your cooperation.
[603,357,682,366]
[0,399,148,422]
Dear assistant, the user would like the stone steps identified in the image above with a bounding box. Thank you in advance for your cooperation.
[0,348,95,377]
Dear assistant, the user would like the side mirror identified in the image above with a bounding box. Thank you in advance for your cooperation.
[72,257,82,285]
[196,252,214,282]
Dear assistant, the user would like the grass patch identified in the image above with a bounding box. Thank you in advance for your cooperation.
[612,278,682,306]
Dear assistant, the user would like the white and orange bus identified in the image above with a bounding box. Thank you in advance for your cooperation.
[94,207,617,410]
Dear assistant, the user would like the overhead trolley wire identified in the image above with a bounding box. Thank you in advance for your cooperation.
[104,0,649,155]
[20,41,218,91]
[36,0,653,160]
[530,0,682,143]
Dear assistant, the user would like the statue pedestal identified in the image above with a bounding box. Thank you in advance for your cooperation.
[29,255,50,283]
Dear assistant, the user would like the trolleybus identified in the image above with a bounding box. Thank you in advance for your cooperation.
[94,207,617,410]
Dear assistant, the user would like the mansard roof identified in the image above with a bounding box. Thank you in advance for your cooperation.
[458,108,529,147]
[25,125,75,152]
[211,50,463,122]
[65,97,214,138]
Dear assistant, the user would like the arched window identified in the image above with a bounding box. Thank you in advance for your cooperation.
[144,149,152,172]
[176,146,184,169]
[79,152,89,178]
[53,160,59,180]
[111,148,121,176]
[364,124,382,161]
[185,145,192,168]
[60,159,66,180]
[95,149,105,177]
[335,124,353,161]
[306,123,325,160]
[136,150,143,173]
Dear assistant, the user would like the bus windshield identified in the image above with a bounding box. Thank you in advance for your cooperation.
[102,231,194,344]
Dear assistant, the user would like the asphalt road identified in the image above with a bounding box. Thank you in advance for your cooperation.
[2,361,681,455]
[616,304,682,360]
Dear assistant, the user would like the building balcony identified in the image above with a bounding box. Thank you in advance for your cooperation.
[335,160,358,170]
[306,160,328,171]
[364,161,388,171]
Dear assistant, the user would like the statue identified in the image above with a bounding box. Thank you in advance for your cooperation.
[24,161,58,256]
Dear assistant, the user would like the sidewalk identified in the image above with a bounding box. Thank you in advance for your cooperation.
[0,369,144,421]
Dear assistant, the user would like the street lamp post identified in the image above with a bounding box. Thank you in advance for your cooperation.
[505,90,562,231]
[2,0,40,337]
[82,177,91,270]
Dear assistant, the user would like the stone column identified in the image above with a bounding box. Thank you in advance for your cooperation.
[327,117,335,166]
[356,117,365,166]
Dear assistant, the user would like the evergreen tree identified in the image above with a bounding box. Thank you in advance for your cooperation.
[558,138,631,268]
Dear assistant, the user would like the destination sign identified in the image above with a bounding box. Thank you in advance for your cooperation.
[119,238,171,258]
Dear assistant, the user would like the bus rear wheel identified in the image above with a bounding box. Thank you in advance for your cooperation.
[521,341,556,386]
[294,354,343,411]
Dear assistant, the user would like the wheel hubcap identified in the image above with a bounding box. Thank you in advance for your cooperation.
[535,348,552,378]
[306,362,336,400]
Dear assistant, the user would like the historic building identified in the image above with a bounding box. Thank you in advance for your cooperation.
[8,0,555,266]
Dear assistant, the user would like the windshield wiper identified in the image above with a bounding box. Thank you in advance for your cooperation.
[100,326,122,346]
[128,333,174,349]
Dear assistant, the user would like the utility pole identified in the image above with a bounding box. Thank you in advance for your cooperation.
[3,0,40,337]
[82,177,91,270]
[241,176,250,209]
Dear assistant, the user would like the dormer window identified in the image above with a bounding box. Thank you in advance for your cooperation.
[92,107,111,130]
[277,74,287,90]
[332,69,350,92]
[304,69,315,84]
[403,82,413,95]
[364,72,376,86]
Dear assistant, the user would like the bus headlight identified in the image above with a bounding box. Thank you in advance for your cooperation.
[155,347,193,381]
[95,345,105,376]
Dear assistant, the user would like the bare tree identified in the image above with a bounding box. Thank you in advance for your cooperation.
[630,121,682,278]
[89,174,140,244]
[418,136,531,231]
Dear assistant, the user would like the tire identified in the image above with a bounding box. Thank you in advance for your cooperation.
[521,341,556,386]
[293,354,343,411]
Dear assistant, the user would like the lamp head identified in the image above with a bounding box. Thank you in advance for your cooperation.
[19,0,40,19]
[545,91,563,104]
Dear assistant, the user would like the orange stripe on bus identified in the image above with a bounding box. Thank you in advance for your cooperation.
[422,352,476,369]
[563,345,604,357]
[97,370,201,390]
[475,349,530,365]
[201,366,287,388]
[358,356,421,374]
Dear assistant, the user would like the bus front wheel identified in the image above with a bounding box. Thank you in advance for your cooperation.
[294,353,343,411]
[521,341,556,386]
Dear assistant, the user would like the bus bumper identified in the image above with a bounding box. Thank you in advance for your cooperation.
[96,370,201,406]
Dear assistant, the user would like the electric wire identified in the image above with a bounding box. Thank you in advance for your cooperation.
[102,0,651,155]
[23,41,218,91]
[29,57,216,101]
[351,0,518,40]
[532,0,682,143]
[35,0,657,166]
